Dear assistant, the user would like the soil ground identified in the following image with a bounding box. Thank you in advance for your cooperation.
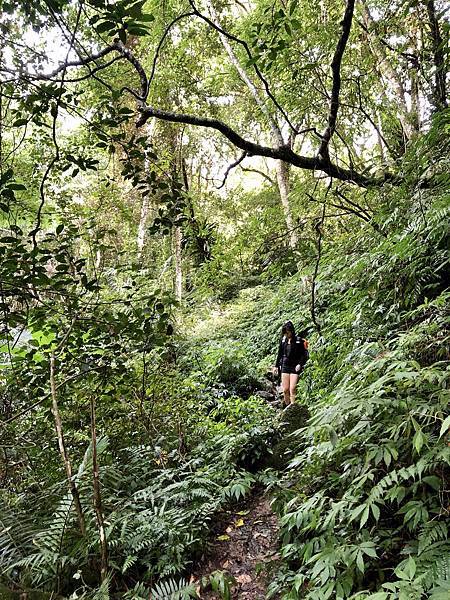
[192,491,280,599]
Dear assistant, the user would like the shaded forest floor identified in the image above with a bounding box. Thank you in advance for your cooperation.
[193,490,281,599]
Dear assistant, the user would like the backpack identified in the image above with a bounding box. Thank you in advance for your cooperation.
[299,337,309,366]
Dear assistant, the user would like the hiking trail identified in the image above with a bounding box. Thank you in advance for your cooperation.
[193,490,281,599]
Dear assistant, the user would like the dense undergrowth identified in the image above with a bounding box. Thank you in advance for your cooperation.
[2,114,450,599]
[184,169,450,599]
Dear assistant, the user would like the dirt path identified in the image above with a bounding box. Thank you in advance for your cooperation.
[193,491,280,599]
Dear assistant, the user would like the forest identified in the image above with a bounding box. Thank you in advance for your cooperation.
[0,0,449,598]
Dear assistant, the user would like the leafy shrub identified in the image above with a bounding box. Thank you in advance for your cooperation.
[266,191,450,599]
[1,393,275,597]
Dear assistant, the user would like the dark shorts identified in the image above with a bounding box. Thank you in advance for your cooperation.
[281,360,299,375]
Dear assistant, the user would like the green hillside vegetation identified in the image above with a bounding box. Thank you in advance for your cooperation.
[1,0,449,598]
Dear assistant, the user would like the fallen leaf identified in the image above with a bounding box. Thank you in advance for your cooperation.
[217,534,230,541]
[236,510,250,516]
[235,518,245,527]
[269,553,280,560]
[254,531,268,538]
[236,573,252,584]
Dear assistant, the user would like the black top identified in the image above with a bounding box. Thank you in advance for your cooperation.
[275,335,308,371]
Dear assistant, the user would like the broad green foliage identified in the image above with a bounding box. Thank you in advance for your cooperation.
[1,0,449,598]
[1,389,275,596]
[263,163,450,596]
[268,308,449,599]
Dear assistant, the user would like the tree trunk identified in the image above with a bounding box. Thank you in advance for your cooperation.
[50,354,86,536]
[424,0,448,111]
[361,0,418,139]
[90,396,108,581]
[137,194,150,263]
[376,112,386,164]
[174,226,182,302]
[136,121,157,262]
[410,66,421,131]
[207,1,297,248]
[95,248,102,271]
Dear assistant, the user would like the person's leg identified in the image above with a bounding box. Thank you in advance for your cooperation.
[281,373,290,406]
[289,374,299,404]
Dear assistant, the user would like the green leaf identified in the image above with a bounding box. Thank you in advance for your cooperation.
[0,168,13,184]
[413,428,425,454]
[96,20,117,34]
[360,505,370,528]
[396,556,416,580]
[119,28,127,43]
[139,14,155,22]
[246,56,259,67]
[439,414,450,438]
[406,556,416,579]
[422,475,441,491]
[289,0,299,15]
[126,26,150,36]
[356,551,365,573]
[362,544,377,558]
[126,0,146,17]
[371,503,380,522]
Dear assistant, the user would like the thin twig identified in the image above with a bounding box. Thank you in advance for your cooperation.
[311,198,328,335]
[189,0,299,134]
[147,12,195,97]
[217,151,247,188]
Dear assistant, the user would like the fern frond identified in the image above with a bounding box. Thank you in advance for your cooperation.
[151,577,198,599]
[418,521,448,554]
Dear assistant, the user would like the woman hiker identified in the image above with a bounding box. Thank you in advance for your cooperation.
[273,320,308,406]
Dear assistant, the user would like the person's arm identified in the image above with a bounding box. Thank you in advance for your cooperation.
[274,340,283,372]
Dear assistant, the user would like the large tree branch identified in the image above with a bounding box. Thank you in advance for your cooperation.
[137,105,395,187]
[12,3,396,189]
[318,0,355,160]
[114,40,148,100]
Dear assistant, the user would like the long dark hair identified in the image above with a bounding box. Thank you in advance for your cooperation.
[281,320,296,340]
